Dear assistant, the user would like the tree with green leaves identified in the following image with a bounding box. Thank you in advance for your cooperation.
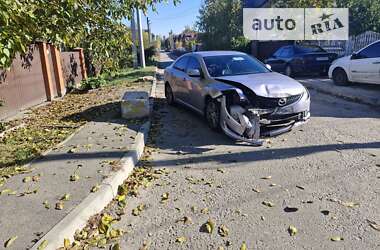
[272,0,380,35]
[196,0,380,51]
[196,0,250,52]
[0,0,179,73]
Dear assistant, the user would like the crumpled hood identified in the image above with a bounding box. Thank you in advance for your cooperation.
[215,72,306,98]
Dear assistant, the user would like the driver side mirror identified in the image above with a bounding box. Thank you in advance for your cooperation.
[187,68,201,77]
[351,52,360,60]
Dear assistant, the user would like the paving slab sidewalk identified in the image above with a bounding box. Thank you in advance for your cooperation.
[298,78,380,107]
[0,96,150,249]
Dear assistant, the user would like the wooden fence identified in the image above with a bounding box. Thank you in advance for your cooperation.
[0,43,87,120]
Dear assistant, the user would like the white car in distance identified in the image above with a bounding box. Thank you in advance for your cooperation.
[328,40,380,85]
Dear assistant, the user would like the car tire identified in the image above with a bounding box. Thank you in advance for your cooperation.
[165,83,175,105]
[332,68,349,86]
[285,65,293,77]
[205,98,221,130]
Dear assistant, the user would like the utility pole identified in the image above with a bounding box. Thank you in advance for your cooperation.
[136,8,146,68]
[147,17,151,44]
[131,9,138,69]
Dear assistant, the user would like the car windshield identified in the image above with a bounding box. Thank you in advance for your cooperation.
[295,45,325,53]
[203,54,270,77]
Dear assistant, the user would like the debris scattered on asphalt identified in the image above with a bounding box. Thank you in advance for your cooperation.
[284,206,299,213]
[321,210,330,216]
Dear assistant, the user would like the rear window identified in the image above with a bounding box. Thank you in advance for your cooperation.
[295,45,325,53]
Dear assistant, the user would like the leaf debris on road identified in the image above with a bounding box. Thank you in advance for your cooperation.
[262,201,275,207]
[330,236,344,241]
[175,236,187,244]
[288,225,298,236]
[218,224,229,237]
[4,236,18,248]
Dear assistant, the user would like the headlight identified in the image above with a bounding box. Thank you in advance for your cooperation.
[304,88,310,99]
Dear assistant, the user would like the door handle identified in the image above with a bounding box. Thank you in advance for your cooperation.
[373,61,380,64]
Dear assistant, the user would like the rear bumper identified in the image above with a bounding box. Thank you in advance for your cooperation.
[293,62,331,74]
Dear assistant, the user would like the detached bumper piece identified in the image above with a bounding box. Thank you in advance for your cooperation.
[219,96,264,146]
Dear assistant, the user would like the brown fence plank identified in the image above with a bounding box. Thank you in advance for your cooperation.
[0,45,47,119]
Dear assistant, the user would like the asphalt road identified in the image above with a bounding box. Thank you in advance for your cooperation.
[105,66,380,250]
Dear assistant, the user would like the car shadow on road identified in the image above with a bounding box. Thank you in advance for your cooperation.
[145,97,380,166]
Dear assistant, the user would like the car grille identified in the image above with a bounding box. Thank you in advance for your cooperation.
[248,94,302,109]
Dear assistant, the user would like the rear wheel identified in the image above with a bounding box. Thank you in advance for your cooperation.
[332,68,349,86]
[165,83,175,105]
[205,99,221,130]
[285,65,293,77]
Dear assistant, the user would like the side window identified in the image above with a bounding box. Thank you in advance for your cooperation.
[186,57,201,72]
[273,48,283,57]
[173,57,189,71]
[359,42,380,58]
[281,48,293,58]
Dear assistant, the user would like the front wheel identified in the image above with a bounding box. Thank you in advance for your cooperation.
[205,99,221,130]
[332,68,349,86]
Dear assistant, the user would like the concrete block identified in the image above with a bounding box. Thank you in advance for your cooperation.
[121,91,150,119]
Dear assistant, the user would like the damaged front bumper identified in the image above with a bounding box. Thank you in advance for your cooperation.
[218,91,310,145]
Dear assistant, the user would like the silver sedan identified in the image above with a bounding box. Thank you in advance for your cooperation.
[164,51,310,145]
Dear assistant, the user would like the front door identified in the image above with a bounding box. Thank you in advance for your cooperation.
[172,56,190,102]
[186,57,205,112]
[350,42,380,84]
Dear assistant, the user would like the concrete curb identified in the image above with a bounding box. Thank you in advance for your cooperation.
[31,121,150,250]
[150,67,158,99]
[302,82,380,108]
[31,73,158,250]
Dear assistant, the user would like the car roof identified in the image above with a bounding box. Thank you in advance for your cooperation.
[191,51,247,57]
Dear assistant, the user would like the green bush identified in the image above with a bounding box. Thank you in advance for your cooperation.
[81,76,107,90]
[231,36,251,53]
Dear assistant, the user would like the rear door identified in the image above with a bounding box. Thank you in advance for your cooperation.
[350,42,380,84]
[266,48,285,72]
[172,56,190,102]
